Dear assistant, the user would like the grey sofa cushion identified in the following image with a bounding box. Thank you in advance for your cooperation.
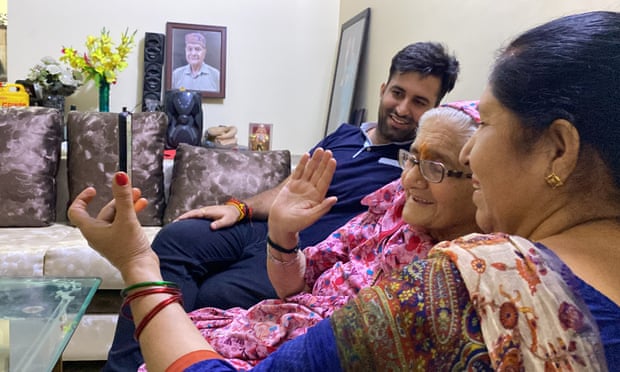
[66,111,167,225]
[163,144,291,224]
[0,107,62,227]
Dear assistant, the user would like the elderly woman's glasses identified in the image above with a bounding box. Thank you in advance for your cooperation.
[398,149,472,183]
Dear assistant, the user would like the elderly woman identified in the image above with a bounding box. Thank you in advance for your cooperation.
[129,102,480,370]
[69,11,619,371]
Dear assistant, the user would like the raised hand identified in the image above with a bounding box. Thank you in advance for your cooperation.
[268,148,338,243]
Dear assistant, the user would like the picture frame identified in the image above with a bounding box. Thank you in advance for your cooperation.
[0,23,6,82]
[165,22,227,99]
[324,8,370,136]
[248,123,273,151]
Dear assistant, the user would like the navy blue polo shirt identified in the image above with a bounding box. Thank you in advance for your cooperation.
[298,123,412,247]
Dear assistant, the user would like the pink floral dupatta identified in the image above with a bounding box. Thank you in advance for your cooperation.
[433,233,608,371]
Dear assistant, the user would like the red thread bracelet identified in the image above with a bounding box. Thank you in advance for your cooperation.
[134,294,183,341]
[225,197,252,222]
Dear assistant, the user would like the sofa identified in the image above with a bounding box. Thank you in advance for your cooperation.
[0,107,291,361]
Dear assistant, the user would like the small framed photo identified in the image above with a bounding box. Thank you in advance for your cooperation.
[165,22,227,98]
[248,123,272,151]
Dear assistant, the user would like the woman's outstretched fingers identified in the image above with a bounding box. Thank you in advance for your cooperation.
[310,149,334,187]
[301,148,324,181]
[317,154,336,194]
[291,152,310,180]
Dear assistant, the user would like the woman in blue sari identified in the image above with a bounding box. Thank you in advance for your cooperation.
[69,11,619,371]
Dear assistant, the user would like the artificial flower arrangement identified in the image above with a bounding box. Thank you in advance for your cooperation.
[26,56,83,96]
[60,28,137,87]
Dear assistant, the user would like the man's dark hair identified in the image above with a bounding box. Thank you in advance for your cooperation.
[388,42,459,105]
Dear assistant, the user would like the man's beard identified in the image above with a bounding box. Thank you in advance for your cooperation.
[376,110,417,143]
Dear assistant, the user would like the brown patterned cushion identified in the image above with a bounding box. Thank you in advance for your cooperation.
[67,111,167,225]
[0,107,62,226]
[163,144,291,224]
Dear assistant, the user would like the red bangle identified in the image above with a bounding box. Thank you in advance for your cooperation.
[134,294,183,341]
[121,280,179,298]
[121,287,181,320]
[225,197,252,222]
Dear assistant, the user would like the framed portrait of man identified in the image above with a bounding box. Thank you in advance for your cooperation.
[165,22,227,98]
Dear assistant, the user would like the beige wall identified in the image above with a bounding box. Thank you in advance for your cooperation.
[339,0,620,123]
[0,0,5,81]
[8,2,620,153]
[8,0,339,154]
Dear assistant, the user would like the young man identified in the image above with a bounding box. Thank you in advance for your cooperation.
[103,41,459,371]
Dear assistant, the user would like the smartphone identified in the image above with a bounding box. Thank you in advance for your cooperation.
[118,107,132,180]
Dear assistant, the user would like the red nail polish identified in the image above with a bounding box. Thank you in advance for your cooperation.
[116,173,129,186]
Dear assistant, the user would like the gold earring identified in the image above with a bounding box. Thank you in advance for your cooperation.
[545,173,564,189]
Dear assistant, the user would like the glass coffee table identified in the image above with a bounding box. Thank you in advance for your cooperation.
[0,277,101,372]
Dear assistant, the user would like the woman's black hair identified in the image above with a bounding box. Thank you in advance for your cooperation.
[490,11,620,186]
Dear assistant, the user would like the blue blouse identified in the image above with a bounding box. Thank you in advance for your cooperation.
[573,268,620,367]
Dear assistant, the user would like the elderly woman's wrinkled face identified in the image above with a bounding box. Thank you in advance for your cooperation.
[401,115,478,242]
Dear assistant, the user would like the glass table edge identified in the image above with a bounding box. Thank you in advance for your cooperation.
[0,276,102,372]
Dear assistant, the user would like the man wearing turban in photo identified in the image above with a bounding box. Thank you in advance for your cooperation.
[172,32,220,91]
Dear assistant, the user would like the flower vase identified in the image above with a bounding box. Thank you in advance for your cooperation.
[99,80,110,112]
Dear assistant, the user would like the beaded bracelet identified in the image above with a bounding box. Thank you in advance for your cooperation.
[121,281,179,298]
[134,293,183,340]
[267,235,299,254]
[225,197,252,222]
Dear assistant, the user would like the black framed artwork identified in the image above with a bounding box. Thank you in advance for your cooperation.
[0,24,6,82]
[164,22,227,99]
[324,8,370,136]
